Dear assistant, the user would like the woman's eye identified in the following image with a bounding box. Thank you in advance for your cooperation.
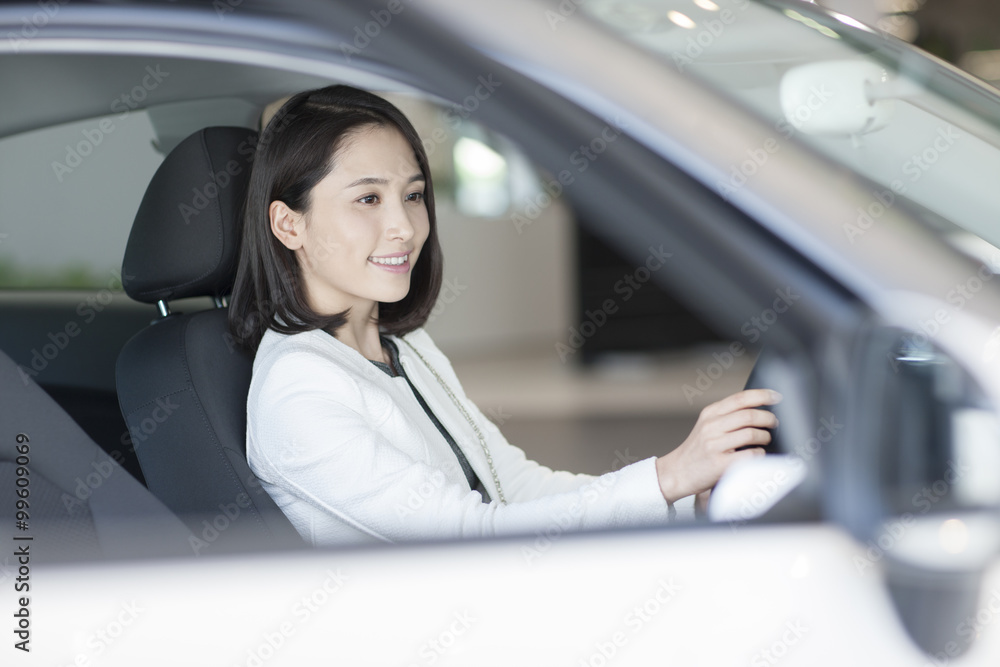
[406,191,424,203]
[358,194,379,205]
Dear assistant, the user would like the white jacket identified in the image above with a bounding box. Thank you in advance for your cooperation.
[246,326,693,546]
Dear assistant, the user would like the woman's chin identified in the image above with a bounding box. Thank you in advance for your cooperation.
[377,287,412,304]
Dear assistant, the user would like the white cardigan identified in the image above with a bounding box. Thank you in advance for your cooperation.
[246,326,694,546]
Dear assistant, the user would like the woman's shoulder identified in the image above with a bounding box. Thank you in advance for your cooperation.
[255,327,332,368]
[251,328,365,394]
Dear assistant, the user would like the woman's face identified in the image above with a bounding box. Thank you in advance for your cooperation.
[271,124,430,319]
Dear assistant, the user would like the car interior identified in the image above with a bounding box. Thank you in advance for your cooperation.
[5,26,992,570]
[0,56,366,559]
[3,53,778,560]
[1,119,313,560]
[0,344,193,562]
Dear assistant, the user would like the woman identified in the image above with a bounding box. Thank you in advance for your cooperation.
[228,84,779,546]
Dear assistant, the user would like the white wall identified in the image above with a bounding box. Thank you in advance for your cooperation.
[424,198,574,358]
[387,93,576,360]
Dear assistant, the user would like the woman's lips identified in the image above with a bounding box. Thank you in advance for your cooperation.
[368,252,411,273]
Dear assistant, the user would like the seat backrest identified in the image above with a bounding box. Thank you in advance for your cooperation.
[115,126,302,554]
[0,347,194,561]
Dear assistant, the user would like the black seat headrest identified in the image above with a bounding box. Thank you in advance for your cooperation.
[122,126,258,304]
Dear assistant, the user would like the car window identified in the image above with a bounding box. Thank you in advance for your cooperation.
[384,94,769,484]
[383,93,585,356]
[583,0,1000,258]
[0,110,162,289]
[0,46,884,555]
[386,92,727,388]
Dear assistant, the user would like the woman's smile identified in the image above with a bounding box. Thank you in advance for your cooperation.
[368,251,412,273]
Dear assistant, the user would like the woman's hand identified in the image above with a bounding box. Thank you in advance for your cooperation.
[655,388,781,505]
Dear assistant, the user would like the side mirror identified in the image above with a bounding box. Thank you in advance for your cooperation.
[779,60,895,136]
[707,454,807,523]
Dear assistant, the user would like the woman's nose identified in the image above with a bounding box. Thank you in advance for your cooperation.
[386,203,415,241]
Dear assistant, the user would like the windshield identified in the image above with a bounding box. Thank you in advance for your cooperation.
[582,0,1000,260]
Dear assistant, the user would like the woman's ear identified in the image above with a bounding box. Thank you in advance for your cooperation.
[269,200,305,250]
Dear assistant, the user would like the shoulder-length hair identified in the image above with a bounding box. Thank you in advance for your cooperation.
[228,85,443,354]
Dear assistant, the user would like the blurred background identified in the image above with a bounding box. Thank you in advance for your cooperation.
[822,0,1000,86]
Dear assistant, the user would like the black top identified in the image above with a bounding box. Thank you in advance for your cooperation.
[372,337,489,502]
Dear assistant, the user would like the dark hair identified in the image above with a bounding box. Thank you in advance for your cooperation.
[228,85,443,353]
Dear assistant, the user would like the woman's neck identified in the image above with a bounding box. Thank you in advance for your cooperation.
[332,310,386,364]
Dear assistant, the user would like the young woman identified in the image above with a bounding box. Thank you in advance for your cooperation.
[228,85,780,546]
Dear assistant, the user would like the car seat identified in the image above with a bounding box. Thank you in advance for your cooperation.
[0,347,193,561]
[115,126,303,554]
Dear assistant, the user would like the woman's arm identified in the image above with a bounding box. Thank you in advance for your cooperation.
[397,330,777,509]
[458,399,701,517]
[248,350,674,545]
